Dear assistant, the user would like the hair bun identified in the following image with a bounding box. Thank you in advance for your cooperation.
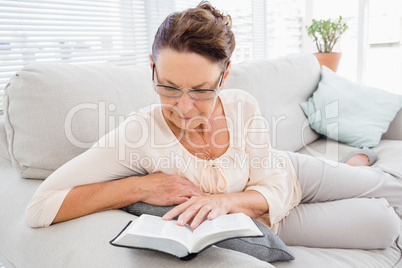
[197,1,232,27]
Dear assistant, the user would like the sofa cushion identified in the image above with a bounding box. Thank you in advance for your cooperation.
[300,66,402,148]
[121,202,295,263]
[4,63,159,179]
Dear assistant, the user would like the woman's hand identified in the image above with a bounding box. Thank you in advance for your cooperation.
[162,194,232,229]
[162,190,269,229]
[135,172,205,206]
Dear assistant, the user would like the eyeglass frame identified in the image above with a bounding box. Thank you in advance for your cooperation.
[152,63,225,100]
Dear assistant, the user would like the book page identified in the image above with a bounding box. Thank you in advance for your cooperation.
[191,213,262,252]
[160,219,193,249]
[127,214,164,236]
[112,215,192,257]
[193,213,251,237]
[128,215,193,249]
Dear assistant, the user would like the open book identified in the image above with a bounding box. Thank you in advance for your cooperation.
[110,213,263,259]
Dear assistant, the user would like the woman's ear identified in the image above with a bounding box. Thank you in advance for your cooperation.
[149,54,154,70]
[221,61,231,90]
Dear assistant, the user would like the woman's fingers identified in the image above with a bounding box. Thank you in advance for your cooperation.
[163,195,231,228]
[177,201,209,227]
[207,205,223,220]
[189,204,214,229]
[162,197,195,221]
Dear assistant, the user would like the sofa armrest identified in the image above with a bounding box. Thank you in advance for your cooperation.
[382,110,402,140]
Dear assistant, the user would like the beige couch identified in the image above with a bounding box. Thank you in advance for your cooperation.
[0,54,401,267]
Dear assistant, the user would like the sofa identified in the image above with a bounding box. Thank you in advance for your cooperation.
[0,54,401,267]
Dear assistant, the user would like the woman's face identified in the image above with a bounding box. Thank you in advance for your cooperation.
[150,48,229,132]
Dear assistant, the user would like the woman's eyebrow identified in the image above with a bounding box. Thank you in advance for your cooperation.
[162,78,209,89]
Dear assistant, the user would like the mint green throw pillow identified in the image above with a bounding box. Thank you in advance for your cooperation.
[300,66,402,148]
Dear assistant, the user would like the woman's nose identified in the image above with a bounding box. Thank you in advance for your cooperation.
[176,91,194,114]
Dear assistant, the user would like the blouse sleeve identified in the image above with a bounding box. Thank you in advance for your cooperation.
[25,113,149,228]
[242,96,301,230]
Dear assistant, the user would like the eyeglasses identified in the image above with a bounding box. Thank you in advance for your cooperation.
[152,64,224,100]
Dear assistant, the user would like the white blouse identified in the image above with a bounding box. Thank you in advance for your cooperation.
[26,89,302,233]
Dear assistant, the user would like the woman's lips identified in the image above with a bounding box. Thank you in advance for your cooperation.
[179,116,192,120]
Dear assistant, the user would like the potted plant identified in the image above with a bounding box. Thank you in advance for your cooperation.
[306,16,348,72]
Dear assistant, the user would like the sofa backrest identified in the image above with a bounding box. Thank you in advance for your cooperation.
[3,54,320,179]
[4,63,158,179]
[225,54,321,151]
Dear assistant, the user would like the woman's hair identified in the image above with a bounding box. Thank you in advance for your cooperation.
[151,1,235,70]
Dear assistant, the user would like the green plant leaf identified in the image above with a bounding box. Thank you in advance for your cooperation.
[305,16,348,53]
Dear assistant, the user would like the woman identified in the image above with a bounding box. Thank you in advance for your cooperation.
[26,2,401,249]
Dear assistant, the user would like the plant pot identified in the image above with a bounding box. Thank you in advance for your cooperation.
[314,52,342,72]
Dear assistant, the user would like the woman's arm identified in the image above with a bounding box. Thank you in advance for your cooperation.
[226,190,269,217]
[162,190,269,229]
[53,173,204,224]
[53,176,139,224]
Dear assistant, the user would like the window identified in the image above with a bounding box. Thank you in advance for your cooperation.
[366,0,402,95]
[309,0,402,95]
[0,0,304,111]
[266,0,303,58]
[0,0,149,111]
